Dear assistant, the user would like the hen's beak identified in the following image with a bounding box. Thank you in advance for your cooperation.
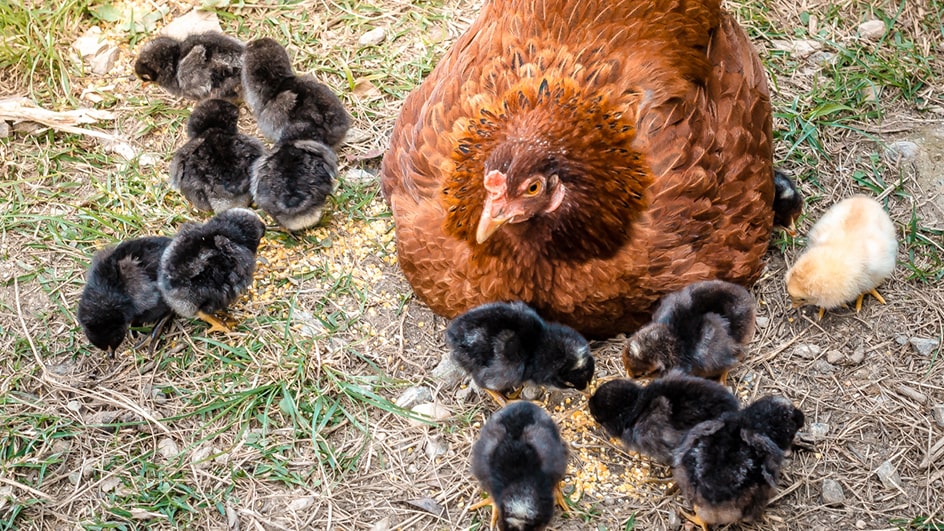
[476,196,512,244]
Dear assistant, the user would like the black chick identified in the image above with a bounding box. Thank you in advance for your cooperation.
[77,236,173,353]
[470,401,569,531]
[250,136,337,231]
[446,301,594,405]
[170,98,266,214]
[588,372,739,463]
[241,38,350,145]
[622,280,755,385]
[672,395,805,530]
[158,208,265,333]
[134,32,245,101]
[773,169,803,236]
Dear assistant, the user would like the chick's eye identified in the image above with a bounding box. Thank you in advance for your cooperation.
[526,180,542,196]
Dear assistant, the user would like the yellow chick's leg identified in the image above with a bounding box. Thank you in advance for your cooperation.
[870,288,887,305]
[816,307,826,321]
[554,483,569,513]
[197,311,232,334]
[468,495,499,530]
[717,370,729,387]
[484,389,509,407]
[679,506,710,531]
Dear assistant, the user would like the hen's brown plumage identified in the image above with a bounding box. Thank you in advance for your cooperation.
[381,0,774,338]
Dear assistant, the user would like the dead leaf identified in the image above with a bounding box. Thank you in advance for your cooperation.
[0,97,116,140]
[352,78,382,101]
[403,497,444,516]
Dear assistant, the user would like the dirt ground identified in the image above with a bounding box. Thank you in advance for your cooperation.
[1,0,943,530]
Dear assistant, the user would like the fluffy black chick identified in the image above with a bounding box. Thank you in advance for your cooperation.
[77,236,173,353]
[773,169,803,236]
[250,136,337,231]
[672,395,805,530]
[158,208,265,333]
[470,401,568,531]
[588,372,739,464]
[170,98,265,214]
[134,32,245,101]
[241,38,350,145]
[445,301,594,405]
[622,280,755,385]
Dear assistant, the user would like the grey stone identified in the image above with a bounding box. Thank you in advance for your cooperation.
[909,337,940,357]
[431,355,466,387]
[858,19,887,40]
[826,350,843,364]
[520,383,543,401]
[850,345,866,365]
[424,435,449,461]
[885,140,920,164]
[395,386,433,409]
[812,359,835,373]
[932,404,944,427]
[0,120,9,138]
[822,479,845,505]
[754,316,770,329]
[875,460,903,491]
[810,422,829,440]
[794,343,822,359]
[895,335,909,346]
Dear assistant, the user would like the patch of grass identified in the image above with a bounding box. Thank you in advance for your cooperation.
[0,0,93,103]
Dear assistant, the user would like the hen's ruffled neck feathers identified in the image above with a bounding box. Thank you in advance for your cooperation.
[441,79,652,262]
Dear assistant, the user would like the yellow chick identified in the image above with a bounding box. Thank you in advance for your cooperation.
[785,195,897,319]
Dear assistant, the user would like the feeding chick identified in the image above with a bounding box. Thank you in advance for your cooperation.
[588,372,739,464]
[169,98,265,214]
[158,208,265,333]
[785,195,897,319]
[621,280,755,385]
[672,395,805,530]
[77,236,173,353]
[250,135,338,231]
[773,169,803,236]
[445,301,594,405]
[470,401,569,531]
[241,38,350,145]
[134,32,245,101]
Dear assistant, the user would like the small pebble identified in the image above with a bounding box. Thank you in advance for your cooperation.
[0,120,10,138]
[395,386,433,409]
[909,337,940,357]
[822,478,845,505]
[754,316,770,329]
[875,460,903,491]
[369,517,391,531]
[810,422,829,440]
[794,343,822,360]
[858,19,887,41]
[884,141,920,165]
[520,384,543,401]
[431,355,466,387]
[358,27,386,47]
[424,435,449,460]
[158,438,180,459]
[856,521,867,529]
[812,359,835,374]
[826,350,843,364]
[931,404,944,427]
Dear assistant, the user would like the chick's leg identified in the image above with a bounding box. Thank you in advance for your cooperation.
[717,370,729,387]
[679,506,710,531]
[816,307,826,320]
[197,311,232,334]
[484,389,509,407]
[869,288,887,305]
[554,483,569,513]
[468,495,499,530]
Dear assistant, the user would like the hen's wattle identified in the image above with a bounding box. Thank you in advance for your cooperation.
[381,0,775,338]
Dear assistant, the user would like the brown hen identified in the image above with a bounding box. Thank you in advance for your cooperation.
[381,0,774,338]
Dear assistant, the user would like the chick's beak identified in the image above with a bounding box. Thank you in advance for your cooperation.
[475,195,512,244]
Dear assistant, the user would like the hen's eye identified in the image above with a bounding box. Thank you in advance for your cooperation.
[526,181,542,196]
